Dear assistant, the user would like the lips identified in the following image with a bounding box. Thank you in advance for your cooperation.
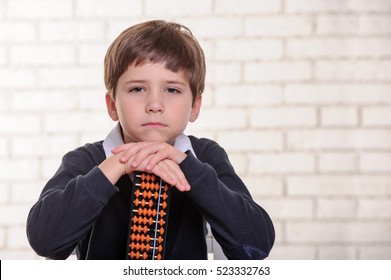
[142,122,167,128]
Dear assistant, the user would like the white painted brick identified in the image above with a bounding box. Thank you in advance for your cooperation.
[78,90,107,111]
[288,38,391,58]
[0,114,41,134]
[317,15,358,35]
[195,108,247,130]
[317,198,357,219]
[0,159,40,180]
[11,135,78,157]
[320,107,358,127]
[11,90,78,111]
[0,205,31,225]
[145,0,211,16]
[216,39,282,61]
[262,198,314,219]
[0,22,36,42]
[0,183,9,203]
[361,153,391,172]
[249,153,315,174]
[216,85,282,106]
[288,129,391,150]
[250,107,316,128]
[225,153,247,175]
[363,107,391,126]
[359,199,391,219]
[0,227,4,248]
[0,250,41,260]
[11,45,75,66]
[43,112,112,133]
[287,176,391,197]
[77,0,142,18]
[0,69,36,89]
[360,15,391,35]
[319,153,359,173]
[215,0,281,14]
[41,158,63,181]
[39,21,105,42]
[11,182,43,203]
[245,61,311,82]
[316,60,391,81]
[78,43,108,66]
[360,246,391,260]
[38,67,103,88]
[285,84,391,105]
[319,246,357,260]
[184,18,242,38]
[243,176,284,197]
[0,137,8,158]
[245,16,313,37]
[8,0,72,19]
[287,222,391,243]
[0,46,6,66]
[0,91,8,112]
[208,63,241,85]
[217,131,283,151]
[7,226,30,249]
[286,0,391,13]
[269,245,316,260]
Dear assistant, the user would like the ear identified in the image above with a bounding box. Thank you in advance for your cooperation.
[189,95,202,122]
[105,92,119,121]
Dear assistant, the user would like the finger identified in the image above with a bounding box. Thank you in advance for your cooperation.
[152,160,190,192]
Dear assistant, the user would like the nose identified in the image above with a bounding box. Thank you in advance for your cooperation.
[145,91,164,113]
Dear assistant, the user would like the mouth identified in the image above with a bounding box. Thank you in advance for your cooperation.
[142,122,167,128]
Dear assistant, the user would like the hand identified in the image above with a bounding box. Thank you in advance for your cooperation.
[112,142,190,192]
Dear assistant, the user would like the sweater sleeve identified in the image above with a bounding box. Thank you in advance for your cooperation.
[180,138,275,260]
[26,144,118,259]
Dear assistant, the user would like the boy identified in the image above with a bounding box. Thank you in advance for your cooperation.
[27,20,275,260]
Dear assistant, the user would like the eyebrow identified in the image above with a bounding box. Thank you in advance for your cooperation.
[124,80,188,86]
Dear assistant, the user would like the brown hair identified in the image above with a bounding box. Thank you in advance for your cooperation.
[104,20,206,103]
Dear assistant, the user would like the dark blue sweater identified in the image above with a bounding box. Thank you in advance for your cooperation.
[27,136,274,259]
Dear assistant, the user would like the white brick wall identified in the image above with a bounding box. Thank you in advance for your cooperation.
[1,0,391,260]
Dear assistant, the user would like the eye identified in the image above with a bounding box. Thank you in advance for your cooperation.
[129,87,145,93]
[165,87,181,94]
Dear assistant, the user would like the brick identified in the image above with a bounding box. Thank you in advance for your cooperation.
[11,135,78,157]
[250,107,316,128]
[287,176,391,197]
[0,91,8,112]
[361,153,391,172]
[245,16,313,37]
[363,107,391,126]
[7,226,30,249]
[317,198,357,219]
[242,176,284,197]
[0,205,31,225]
[261,198,314,219]
[0,159,39,180]
[78,90,107,111]
[269,245,316,260]
[76,0,142,18]
[315,60,391,81]
[0,22,36,42]
[8,0,72,19]
[184,18,242,38]
[0,69,36,89]
[78,43,108,66]
[0,227,4,248]
[216,85,282,106]
[360,15,391,35]
[195,108,247,129]
[217,131,282,152]
[216,39,282,61]
[0,137,8,157]
[360,246,391,260]
[317,15,358,35]
[321,107,358,127]
[288,129,391,150]
[319,153,358,172]
[215,0,281,14]
[43,112,112,133]
[0,183,9,203]
[245,61,311,82]
[286,0,391,13]
[0,114,41,134]
[0,46,6,66]
[41,158,63,181]
[0,250,42,260]
[38,67,103,88]
[319,245,357,260]
[146,0,212,16]
[11,90,77,111]
[359,198,391,218]
[10,45,75,66]
[207,62,241,85]
[287,222,391,243]
[285,84,391,105]
[249,153,315,174]
[225,153,247,175]
[39,21,105,42]
[11,182,43,203]
[287,38,391,58]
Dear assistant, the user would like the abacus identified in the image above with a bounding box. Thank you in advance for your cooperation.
[127,172,171,260]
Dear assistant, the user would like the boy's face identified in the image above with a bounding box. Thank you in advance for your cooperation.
[106,62,202,144]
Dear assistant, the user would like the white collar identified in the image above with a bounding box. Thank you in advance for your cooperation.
[102,122,196,158]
